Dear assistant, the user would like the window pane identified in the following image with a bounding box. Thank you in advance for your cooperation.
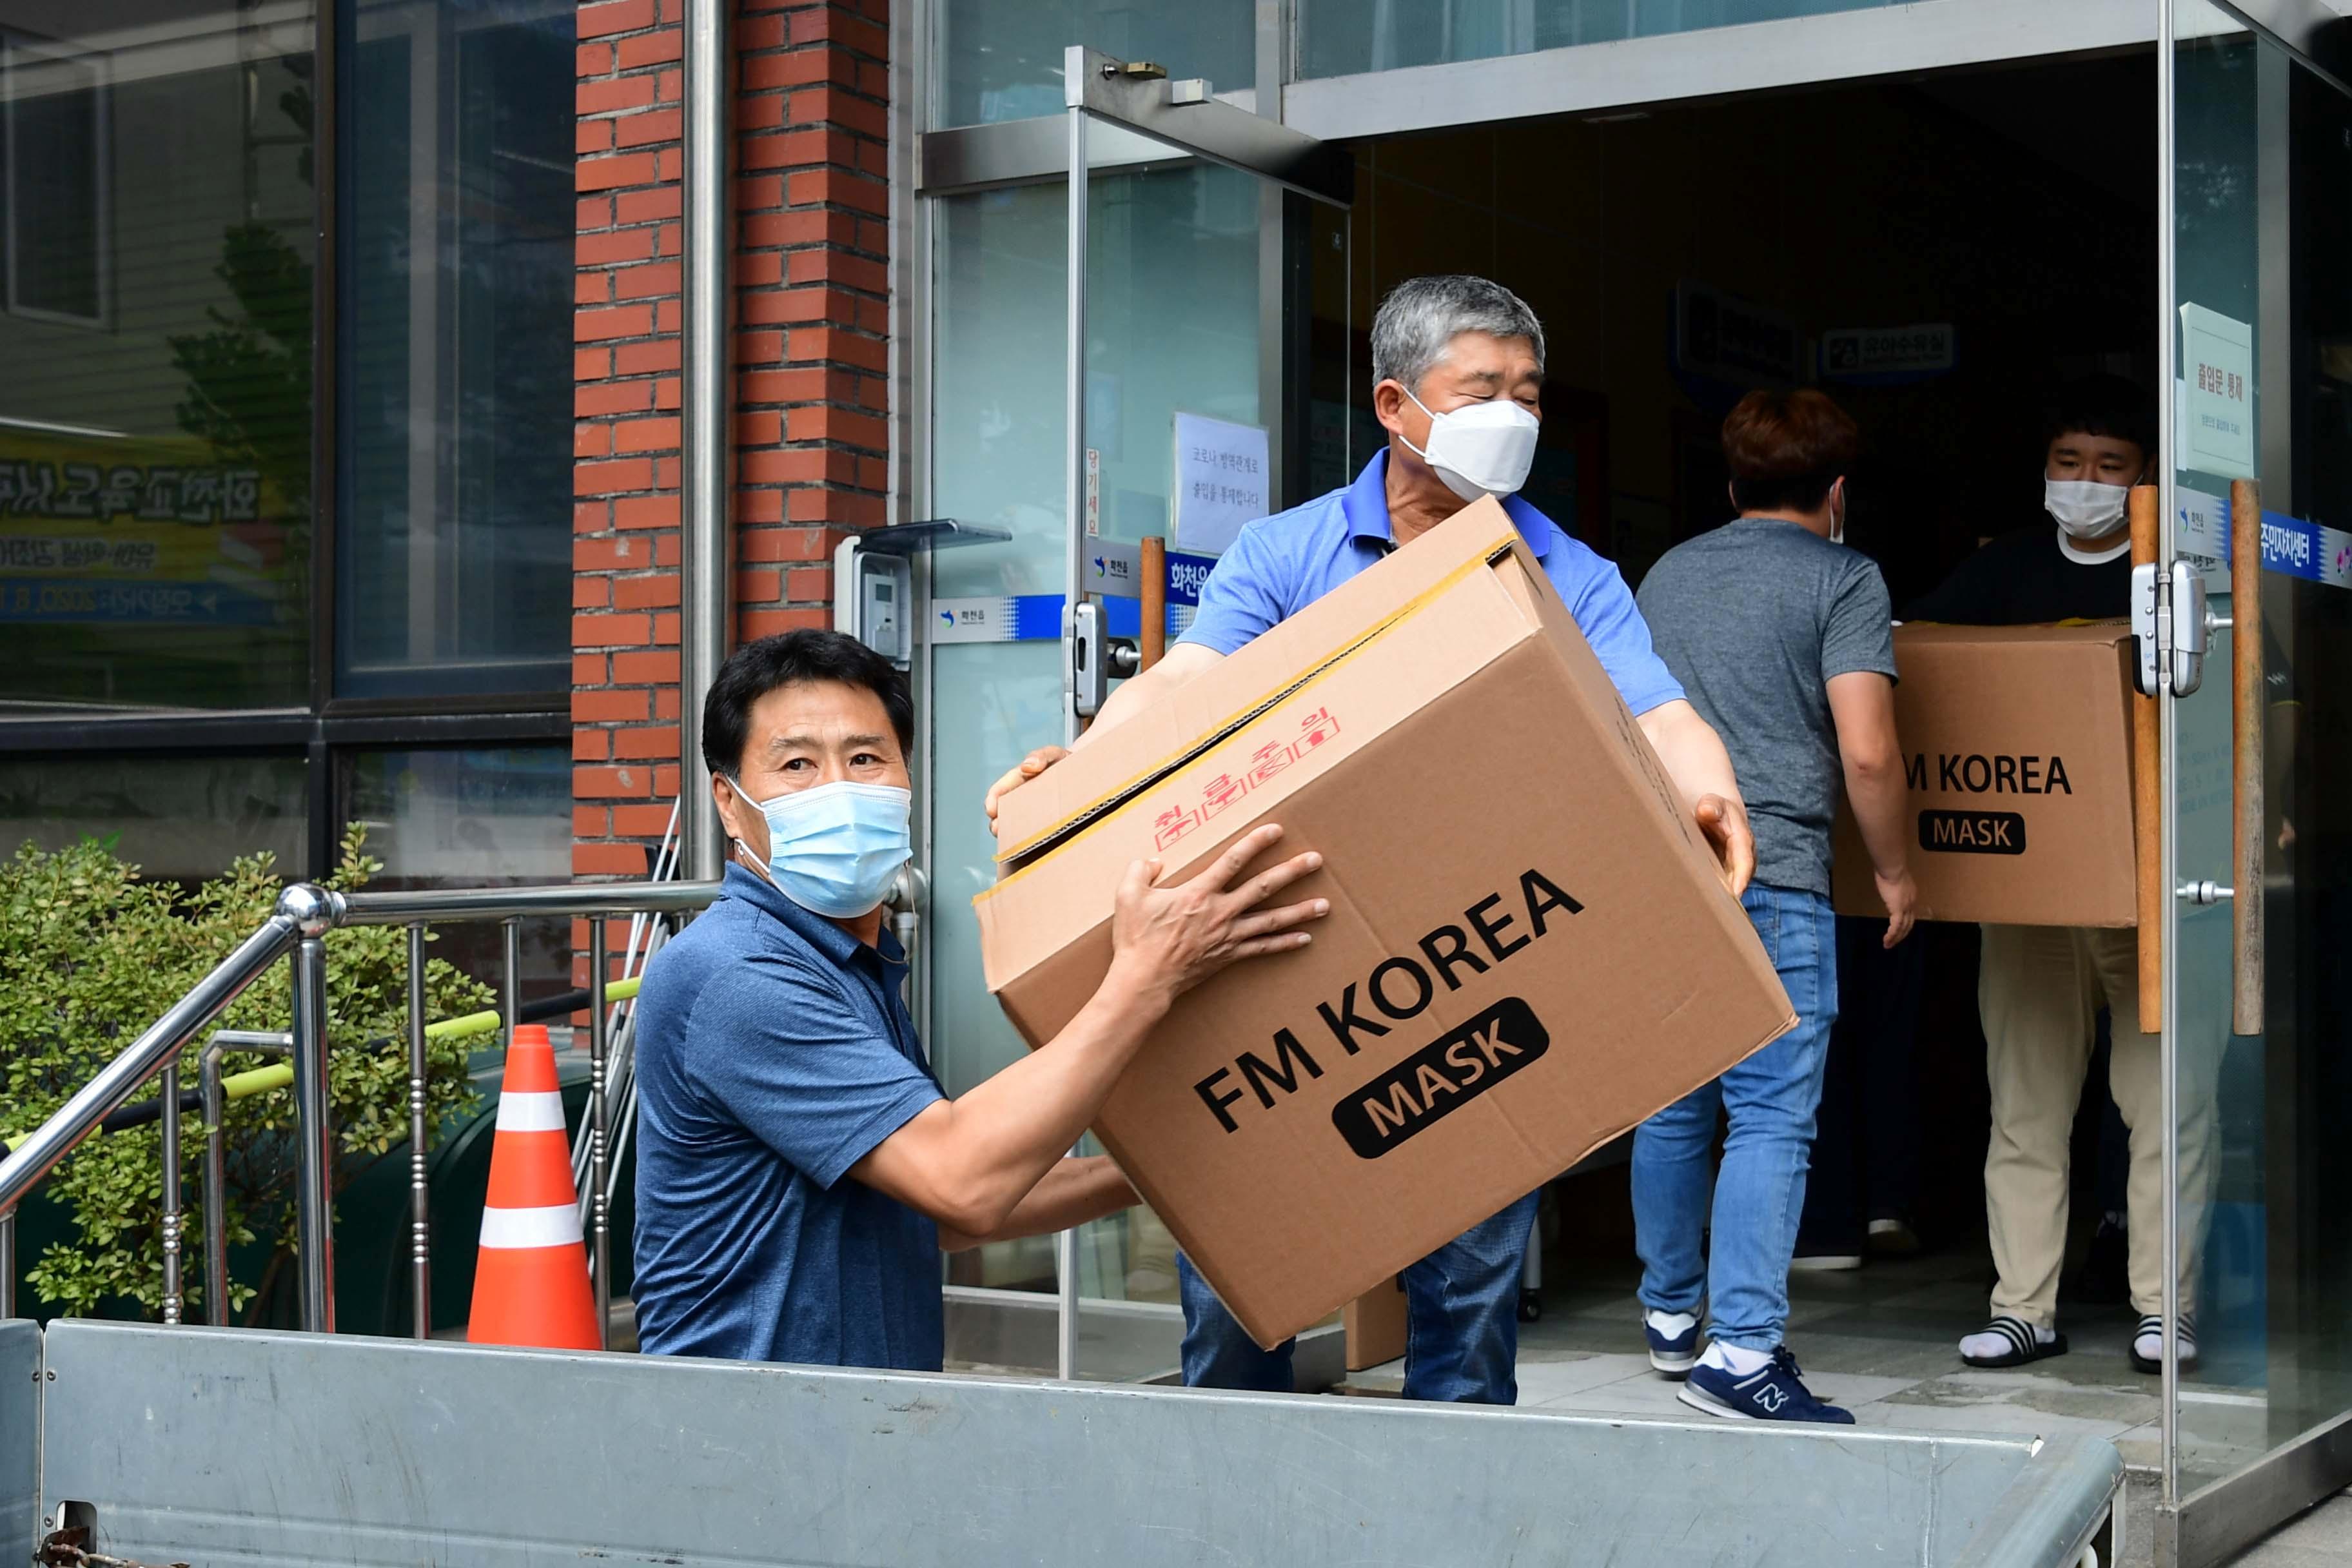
[8,39,103,320]
[342,744,573,1003]
[932,0,1253,130]
[0,5,314,711]
[344,745,569,886]
[334,0,573,700]
[0,753,306,883]
[1297,0,1896,79]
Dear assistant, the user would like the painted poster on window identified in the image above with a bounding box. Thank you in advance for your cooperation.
[0,430,298,627]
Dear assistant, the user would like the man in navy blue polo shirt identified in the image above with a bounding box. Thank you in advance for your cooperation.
[632,630,1329,1368]
[987,275,1753,1404]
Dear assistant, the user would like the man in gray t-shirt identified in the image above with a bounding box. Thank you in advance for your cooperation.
[1638,512,1896,901]
[1622,389,1915,1426]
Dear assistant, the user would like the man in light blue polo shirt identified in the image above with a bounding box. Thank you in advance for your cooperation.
[988,275,1753,1404]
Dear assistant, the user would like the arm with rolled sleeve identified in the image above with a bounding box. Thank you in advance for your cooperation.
[1080,521,1284,736]
[688,952,943,1192]
[1173,519,1289,656]
[1558,552,1685,718]
[1823,561,1914,943]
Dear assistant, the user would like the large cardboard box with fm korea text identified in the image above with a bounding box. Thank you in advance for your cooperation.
[1832,622,2140,928]
[977,498,1797,1351]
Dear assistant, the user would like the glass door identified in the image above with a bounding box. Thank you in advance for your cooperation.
[917,46,1350,1380]
[2161,3,2352,1558]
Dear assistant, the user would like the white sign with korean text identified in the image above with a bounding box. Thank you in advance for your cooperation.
[1171,413,1269,556]
[2180,303,2255,479]
[1819,322,1955,381]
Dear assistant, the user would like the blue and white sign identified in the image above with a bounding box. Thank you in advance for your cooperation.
[2177,485,2352,591]
[1164,549,1217,607]
[932,594,1188,645]
[0,577,274,624]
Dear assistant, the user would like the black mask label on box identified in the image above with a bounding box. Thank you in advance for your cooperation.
[1330,997,1550,1159]
[1918,809,2027,855]
[1192,869,1581,1136]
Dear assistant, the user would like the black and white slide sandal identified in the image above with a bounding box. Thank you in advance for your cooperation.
[1960,1315,2068,1369]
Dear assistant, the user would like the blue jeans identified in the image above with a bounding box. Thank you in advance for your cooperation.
[1177,1192,1539,1404]
[1634,884,1838,1352]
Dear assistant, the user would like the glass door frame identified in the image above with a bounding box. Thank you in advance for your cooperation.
[903,17,1349,1379]
[2157,1,2352,1561]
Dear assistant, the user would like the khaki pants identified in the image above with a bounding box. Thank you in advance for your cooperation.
[1979,924,2215,1326]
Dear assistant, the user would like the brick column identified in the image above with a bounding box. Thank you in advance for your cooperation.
[571,0,890,901]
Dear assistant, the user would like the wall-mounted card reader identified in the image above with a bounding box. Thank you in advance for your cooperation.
[848,549,912,665]
[832,519,1013,669]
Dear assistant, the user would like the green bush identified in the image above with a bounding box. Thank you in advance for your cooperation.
[1,827,487,1319]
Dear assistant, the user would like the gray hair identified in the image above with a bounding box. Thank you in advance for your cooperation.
[1369,275,1546,391]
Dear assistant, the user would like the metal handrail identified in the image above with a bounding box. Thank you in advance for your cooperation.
[0,875,722,1329]
[338,880,721,925]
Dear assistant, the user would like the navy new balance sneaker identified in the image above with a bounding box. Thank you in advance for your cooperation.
[1643,1312,1699,1380]
[1678,1348,1854,1424]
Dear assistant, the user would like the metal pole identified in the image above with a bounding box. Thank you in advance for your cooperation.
[288,930,335,1333]
[201,1042,230,1326]
[159,1062,182,1326]
[2155,0,2182,1513]
[678,0,733,887]
[1,1212,14,1320]
[1063,83,1092,755]
[1056,68,1091,1385]
[0,909,299,1217]
[407,924,432,1339]
[589,916,612,1349]
[503,918,523,1052]
[1256,0,1288,511]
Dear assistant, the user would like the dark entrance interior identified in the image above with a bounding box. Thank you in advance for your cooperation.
[1309,50,2172,1441]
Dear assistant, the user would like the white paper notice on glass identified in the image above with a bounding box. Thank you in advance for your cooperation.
[1170,413,1270,556]
[2179,303,2255,480]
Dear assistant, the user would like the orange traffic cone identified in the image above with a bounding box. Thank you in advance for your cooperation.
[467,1024,600,1349]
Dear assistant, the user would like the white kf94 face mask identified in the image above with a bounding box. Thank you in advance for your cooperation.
[2044,478,2131,540]
[1400,386,1541,502]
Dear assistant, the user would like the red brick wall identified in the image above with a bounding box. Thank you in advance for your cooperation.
[571,0,892,903]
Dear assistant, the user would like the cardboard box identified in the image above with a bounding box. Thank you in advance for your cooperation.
[1832,622,2139,928]
[978,498,1796,1349]
[1344,1276,1409,1371]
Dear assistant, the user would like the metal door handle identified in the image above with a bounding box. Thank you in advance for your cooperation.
[2128,482,2266,1037]
[1070,599,1109,720]
[2131,488,2163,1029]
[2229,480,2264,1037]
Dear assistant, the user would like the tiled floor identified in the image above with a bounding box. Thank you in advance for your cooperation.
[1344,1247,2184,1455]
[1336,1242,2344,1560]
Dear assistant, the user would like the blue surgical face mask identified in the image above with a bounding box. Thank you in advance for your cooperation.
[726,777,911,919]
